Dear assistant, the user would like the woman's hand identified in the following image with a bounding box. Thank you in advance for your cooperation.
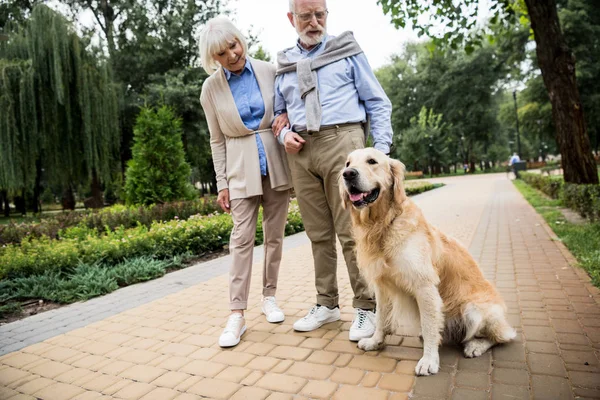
[217,189,230,213]
[272,112,290,137]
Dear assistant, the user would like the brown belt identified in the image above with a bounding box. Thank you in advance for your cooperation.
[297,122,363,135]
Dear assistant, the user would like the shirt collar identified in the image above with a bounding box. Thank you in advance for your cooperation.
[224,58,253,81]
[296,34,329,55]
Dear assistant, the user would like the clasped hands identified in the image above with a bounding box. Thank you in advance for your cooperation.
[272,112,305,155]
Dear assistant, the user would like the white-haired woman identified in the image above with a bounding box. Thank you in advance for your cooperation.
[199,16,292,348]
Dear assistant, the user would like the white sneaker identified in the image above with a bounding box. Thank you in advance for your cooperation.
[219,313,246,348]
[293,305,341,332]
[349,308,376,341]
[262,296,285,323]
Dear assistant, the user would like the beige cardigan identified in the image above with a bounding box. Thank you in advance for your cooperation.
[200,58,292,200]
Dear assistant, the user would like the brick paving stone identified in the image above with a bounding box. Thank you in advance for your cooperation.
[286,361,335,380]
[531,375,573,400]
[492,368,529,386]
[187,378,241,399]
[332,385,388,400]
[230,386,271,400]
[347,355,396,372]
[329,367,364,384]
[378,373,414,392]
[412,372,451,398]
[299,380,338,399]
[267,346,312,361]
[178,359,227,377]
[215,366,252,383]
[33,382,86,400]
[255,373,307,394]
[112,381,156,400]
[455,371,489,389]
[119,364,167,383]
[360,371,380,387]
[568,370,600,389]
[528,353,567,377]
[306,350,339,365]
[491,383,530,400]
[451,388,489,400]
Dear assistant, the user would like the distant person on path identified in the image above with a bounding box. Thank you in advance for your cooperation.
[274,0,393,341]
[199,17,293,348]
[509,152,521,166]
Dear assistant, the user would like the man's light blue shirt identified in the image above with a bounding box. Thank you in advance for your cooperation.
[225,60,267,176]
[274,35,393,154]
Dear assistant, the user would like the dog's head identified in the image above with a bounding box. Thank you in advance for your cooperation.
[339,148,406,211]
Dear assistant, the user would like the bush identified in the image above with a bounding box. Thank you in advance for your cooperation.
[519,172,564,199]
[125,106,196,205]
[520,172,600,222]
[0,197,220,246]
[562,183,600,221]
[0,201,305,280]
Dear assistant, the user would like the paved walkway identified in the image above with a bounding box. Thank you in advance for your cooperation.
[1,174,599,400]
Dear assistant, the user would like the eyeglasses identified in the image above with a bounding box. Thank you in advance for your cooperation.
[293,10,328,22]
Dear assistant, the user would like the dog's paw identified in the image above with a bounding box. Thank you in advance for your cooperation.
[463,340,489,358]
[358,337,383,351]
[415,354,440,376]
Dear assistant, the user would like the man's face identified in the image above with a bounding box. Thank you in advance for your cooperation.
[287,0,328,47]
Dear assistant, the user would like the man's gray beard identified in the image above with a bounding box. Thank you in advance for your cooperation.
[298,27,327,47]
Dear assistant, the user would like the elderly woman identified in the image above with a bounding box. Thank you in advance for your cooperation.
[199,17,292,348]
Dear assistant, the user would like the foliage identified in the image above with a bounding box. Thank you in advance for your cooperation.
[0,197,220,246]
[377,42,506,171]
[125,106,196,205]
[514,179,600,287]
[0,4,120,194]
[0,256,178,305]
[519,172,600,221]
[0,182,446,280]
[398,107,449,172]
[0,201,305,280]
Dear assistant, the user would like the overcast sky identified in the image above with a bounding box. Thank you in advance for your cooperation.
[231,0,420,69]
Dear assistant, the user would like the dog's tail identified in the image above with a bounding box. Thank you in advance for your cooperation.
[462,303,516,344]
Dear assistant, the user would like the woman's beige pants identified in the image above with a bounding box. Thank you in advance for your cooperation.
[228,175,290,310]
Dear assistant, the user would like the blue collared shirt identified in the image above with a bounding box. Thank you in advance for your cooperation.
[225,60,268,176]
[274,35,393,154]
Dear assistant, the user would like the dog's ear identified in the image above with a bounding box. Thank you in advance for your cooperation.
[390,159,407,206]
[338,170,349,210]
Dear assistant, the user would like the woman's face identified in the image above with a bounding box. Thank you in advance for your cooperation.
[213,39,245,74]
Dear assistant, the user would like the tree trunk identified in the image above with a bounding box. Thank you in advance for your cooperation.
[14,193,26,215]
[86,169,104,209]
[524,0,599,184]
[1,190,9,217]
[32,158,42,213]
[61,185,76,210]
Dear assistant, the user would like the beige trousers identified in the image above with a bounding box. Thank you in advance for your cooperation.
[229,175,290,310]
[286,124,375,310]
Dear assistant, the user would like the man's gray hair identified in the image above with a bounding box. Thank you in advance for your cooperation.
[289,0,294,12]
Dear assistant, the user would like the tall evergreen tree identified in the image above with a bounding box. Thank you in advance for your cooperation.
[125,105,194,205]
[0,4,120,211]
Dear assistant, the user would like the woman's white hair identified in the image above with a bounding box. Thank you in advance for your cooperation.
[289,0,295,12]
[199,16,248,75]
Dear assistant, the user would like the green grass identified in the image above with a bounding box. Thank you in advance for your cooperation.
[514,179,600,287]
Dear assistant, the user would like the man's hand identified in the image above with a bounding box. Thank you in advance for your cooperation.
[284,131,306,154]
[272,112,290,137]
[217,189,230,214]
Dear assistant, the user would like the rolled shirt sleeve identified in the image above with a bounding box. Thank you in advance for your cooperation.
[349,53,393,154]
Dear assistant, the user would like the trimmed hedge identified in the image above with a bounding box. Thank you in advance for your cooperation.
[0,197,220,246]
[519,172,600,221]
[0,202,304,280]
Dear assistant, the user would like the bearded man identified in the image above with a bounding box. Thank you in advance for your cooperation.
[274,0,393,341]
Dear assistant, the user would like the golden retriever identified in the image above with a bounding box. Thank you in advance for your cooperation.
[339,148,515,376]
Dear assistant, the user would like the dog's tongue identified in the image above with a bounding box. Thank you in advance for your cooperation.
[349,192,365,202]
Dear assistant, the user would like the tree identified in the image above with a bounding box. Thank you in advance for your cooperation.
[399,107,449,174]
[125,105,195,205]
[378,41,504,172]
[378,0,599,184]
[0,4,120,211]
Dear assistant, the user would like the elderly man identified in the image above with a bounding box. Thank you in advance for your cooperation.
[274,0,393,341]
